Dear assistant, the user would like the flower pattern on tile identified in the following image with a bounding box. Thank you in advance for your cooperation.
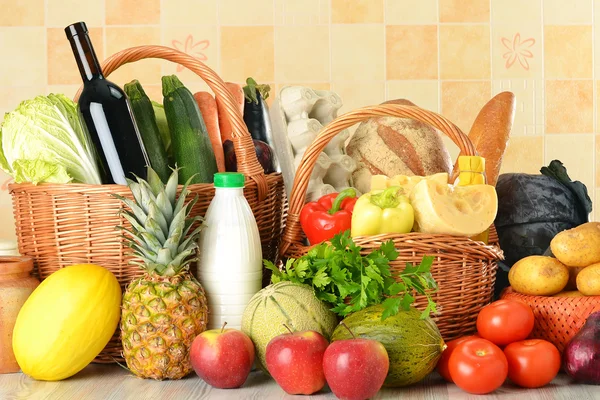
[1,177,12,192]
[172,35,209,72]
[502,33,535,70]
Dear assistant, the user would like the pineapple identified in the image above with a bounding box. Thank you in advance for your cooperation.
[117,168,208,380]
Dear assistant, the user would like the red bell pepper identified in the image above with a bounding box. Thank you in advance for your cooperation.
[299,188,357,245]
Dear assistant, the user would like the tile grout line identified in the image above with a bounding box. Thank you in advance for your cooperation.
[489,0,493,93]
[437,0,441,116]
[383,0,387,100]
[44,0,49,91]
[541,0,546,166]
[328,0,333,90]
[216,0,221,76]
[593,0,597,220]
[272,0,276,82]
[102,0,107,60]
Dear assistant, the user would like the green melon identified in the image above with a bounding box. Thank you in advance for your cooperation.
[332,305,445,387]
[241,282,339,371]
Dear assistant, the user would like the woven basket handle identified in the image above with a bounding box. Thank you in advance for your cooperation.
[73,45,268,200]
[279,104,477,256]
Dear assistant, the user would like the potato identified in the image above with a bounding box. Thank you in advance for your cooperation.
[509,256,569,296]
[576,263,600,296]
[551,222,600,267]
[553,290,584,298]
[566,266,587,291]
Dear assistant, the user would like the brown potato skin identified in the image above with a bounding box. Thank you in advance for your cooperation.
[509,256,569,296]
[551,222,600,267]
[576,263,600,296]
[565,266,586,291]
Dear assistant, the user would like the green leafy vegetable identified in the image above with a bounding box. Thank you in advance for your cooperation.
[0,93,102,184]
[266,231,437,320]
[243,77,271,104]
[540,160,592,220]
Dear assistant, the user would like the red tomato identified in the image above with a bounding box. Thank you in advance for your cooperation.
[476,300,535,346]
[436,335,479,382]
[503,339,561,388]
[449,338,508,395]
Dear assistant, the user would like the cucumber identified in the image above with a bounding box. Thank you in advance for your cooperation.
[162,75,218,184]
[124,80,171,183]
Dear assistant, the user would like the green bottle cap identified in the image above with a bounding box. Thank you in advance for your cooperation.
[214,172,245,188]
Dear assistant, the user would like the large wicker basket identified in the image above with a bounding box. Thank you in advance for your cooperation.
[279,104,503,342]
[8,46,286,363]
[501,288,600,352]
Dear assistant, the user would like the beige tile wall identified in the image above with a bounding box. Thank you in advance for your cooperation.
[0,0,598,240]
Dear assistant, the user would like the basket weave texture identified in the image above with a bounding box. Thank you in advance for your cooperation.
[501,288,600,352]
[279,104,503,342]
[8,46,286,363]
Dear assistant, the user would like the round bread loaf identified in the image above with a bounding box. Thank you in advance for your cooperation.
[346,99,453,194]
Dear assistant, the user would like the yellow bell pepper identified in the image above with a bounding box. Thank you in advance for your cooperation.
[351,186,415,237]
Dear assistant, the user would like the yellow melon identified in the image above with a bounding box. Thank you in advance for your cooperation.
[410,180,498,236]
[12,264,121,381]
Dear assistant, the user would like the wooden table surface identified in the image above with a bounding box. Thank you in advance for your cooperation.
[1,365,599,400]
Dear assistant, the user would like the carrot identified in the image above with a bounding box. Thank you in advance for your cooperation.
[193,91,225,172]
[216,82,245,143]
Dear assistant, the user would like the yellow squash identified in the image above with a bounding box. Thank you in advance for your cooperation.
[12,264,121,381]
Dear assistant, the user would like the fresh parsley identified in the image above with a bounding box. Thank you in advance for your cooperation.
[265,231,438,320]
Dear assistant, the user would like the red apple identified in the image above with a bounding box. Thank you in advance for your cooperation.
[190,323,255,389]
[323,326,389,400]
[265,326,329,395]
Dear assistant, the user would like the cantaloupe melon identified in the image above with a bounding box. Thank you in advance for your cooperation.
[410,179,498,236]
[241,282,338,371]
[332,305,445,387]
[12,264,121,381]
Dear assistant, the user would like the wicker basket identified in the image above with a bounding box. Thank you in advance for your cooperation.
[501,288,600,352]
[279,104,503,342]
[8,46,286,363]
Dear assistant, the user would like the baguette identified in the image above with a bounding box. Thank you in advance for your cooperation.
[452,92,516,186]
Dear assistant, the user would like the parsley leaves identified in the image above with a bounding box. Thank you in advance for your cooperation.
[265,231,438,320]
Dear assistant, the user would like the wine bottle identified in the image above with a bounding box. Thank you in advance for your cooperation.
[65,21,149,185]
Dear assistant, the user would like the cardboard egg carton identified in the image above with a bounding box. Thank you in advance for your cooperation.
[268,86,357,202]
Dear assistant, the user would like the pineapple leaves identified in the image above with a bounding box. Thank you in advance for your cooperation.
[148,201,169,238]
[140,232,162,253]
[115,168,202,276]
[146,167,165,196]
[138,181,157,213]
[165,169,179,207]
[144,217,166,244]
[120,210,146,234]
[177,225,203,254]
[130,242,157,261]
[115,195,148,226]
[163,225,182,256]
[156,248,174,266]
[168,202,188,240]
[127,181,143,206]
[168,248,196,270]
[155,191,173,222]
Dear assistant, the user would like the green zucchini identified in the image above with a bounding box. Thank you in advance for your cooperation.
[162,75,217,184]
[124,80,171,183]
[151,100,172,160]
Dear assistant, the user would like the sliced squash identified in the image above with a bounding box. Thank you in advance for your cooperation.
[410,179,497,236]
